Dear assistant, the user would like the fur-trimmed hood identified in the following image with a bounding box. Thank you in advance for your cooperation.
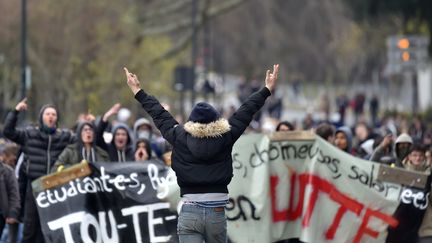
[183,118,231,138]
[183,118,231,160]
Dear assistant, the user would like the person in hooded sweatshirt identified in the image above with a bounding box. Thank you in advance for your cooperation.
[334,126,353,154]
[370,133,413,167]
[133,117,168,160]
[3,98,75,243]
[52,121,109,172]
[124,64,279,243]
[96,104,134,162]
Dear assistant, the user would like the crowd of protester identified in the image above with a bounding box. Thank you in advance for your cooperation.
[269,94,432,243]
[0,99,172,243]
[0,85,432,242]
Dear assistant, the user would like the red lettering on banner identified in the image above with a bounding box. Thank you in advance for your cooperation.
[353,208,398,243]
[270,175,288,222]
[325,186,364,239]
[270,173,306,222]
[301,183,319,227]
[270,172,398,241]
[288,173,306,220]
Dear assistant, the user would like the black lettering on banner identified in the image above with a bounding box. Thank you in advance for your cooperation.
[280,144,297,160]
[238,141,345,178]
[348,165,360,180]
[308,145,319,158]
[268,143,280,161]
[316,150,342,179]
[349,165,374,187]
[241,139,401,194]
[268,142,344,179]
[227,196,261,221]
[248,143,281,169]
[297,144,309,160]
[317,150,328,164]
[329,158,341,179]
[278,143,315,161]
[348,164,400,197]
[249,143,267,168]
[268,141,344,179]
[232,153,247,178]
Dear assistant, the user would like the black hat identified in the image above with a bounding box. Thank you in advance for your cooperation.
[188,102,220,124]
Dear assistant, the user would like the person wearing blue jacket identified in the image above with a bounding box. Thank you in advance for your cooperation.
[124,64,279,243]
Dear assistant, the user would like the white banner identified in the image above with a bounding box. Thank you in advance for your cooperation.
[226,133,401,243]
[161,133,403,243]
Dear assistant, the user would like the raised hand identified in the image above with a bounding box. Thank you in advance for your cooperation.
[381,134,393,148]
[135,147,149,161]
[124,67,141,95]
[265,64,279,92]
[15,98,28,111]
[103,103,121,122]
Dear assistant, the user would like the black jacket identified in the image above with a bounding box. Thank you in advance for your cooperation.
[386,185,430,243]
[0,163,20,220]
[135,87,271,196]
[3,110,75,179]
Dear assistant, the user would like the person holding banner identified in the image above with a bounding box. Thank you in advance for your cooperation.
[124,64,279,243]
[3,100,75,243]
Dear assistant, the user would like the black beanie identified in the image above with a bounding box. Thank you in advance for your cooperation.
[188,102,220,124]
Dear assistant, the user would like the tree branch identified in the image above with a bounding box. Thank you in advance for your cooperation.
[141,0,248,36]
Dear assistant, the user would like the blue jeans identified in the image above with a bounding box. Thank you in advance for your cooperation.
[1,223,22,243]
[418,236,432,243]
[177,204,227,243]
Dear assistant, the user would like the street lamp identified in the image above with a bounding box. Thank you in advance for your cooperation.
[190,0,197,108]
[21,0,27,100]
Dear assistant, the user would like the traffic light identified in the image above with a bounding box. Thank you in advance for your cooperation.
[397,38,410,49]
[386,35,429,71]
[401,51,410,62]
[397,38,411,62]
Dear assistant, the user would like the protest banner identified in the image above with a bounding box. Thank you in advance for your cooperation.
[32,160,178,243]
[32,132,428,242]
[226,132,405,243]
